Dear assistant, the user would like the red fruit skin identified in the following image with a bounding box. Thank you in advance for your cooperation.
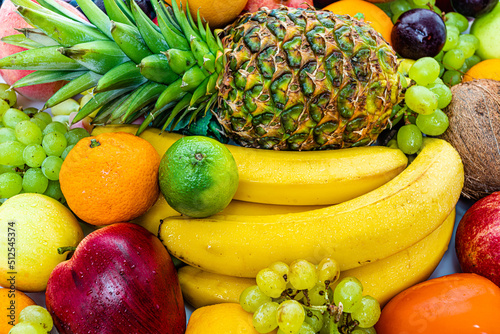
[456,192,500,287]
[0,0,85,101]
[243,0,314,13]
[45,223,186,334]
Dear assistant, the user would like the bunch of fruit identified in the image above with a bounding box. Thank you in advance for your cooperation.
[0,83,90,203]
[8,305,53,334]
[240,258,380,334]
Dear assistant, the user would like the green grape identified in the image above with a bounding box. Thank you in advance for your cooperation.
[41,156,64,181]
[308,284,328,306]
[397,59,415,77]
[408,0,436,9]
[15,120,43,145]
[445,24,460,37]
[252,301,279,333]
[42,121,68,136]
[456,35,477,59]
[465,55,482,69]
[0,99,10,120]
[442,70,462,86]
[317,257,340,288]
[64,127,90,146]
[386,138,398,149]
[22,168,49,194]
[2,108,30,129]
[438,61,445,77]
[444,12,469,33]
[33,111,53,125]
[434,50,444,62]
[44,180,65,202]
[295,323,316,334]
[460,34,480,50]
[42,131,67,157]
[389,0,412,18]
[285,281,305,301]
[51,98,80,116]
[19,305,54,331]
[404,85,438,115]
[0,172,23,199]
[427,83,453,109]
[408,57,440,86]
[22,107,38,117]
[443,49,465,71]
[350,295,381,328]
[288,259,318,291]
[30,117,47,132]
[269,261,289,280]
[239,285,272,313]
[333,277,363,313]
[23,144,47,168]
[304,309,324,333]
[352,327,377,334]
[397,124,423,155]
[320,312,340,334]
[416,109,449,136]
[0,165,16,174]
[0,83,17,106]
[0,127,17,143]
[256,268,287,298]
[411,0,428,6]
[61,144,75,160]
[442,29,459,52]
[277,300,305,334]
[7,321,47,334]
[0,141,25,166]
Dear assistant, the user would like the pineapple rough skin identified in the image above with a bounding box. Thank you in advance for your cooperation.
[217,7,402,150]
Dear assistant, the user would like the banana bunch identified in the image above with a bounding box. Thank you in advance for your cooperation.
[178,209,455,308]
[158,137,463,277]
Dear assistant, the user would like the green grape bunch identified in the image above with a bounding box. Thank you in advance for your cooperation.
[0,83,89,203]
[239,257,381,334]
[8,304,54,333]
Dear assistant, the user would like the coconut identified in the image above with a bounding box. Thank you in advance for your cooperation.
[440,79,500,200]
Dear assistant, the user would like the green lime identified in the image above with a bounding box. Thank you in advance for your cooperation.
[159,136,239,218]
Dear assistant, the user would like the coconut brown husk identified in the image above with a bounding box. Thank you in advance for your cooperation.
[440,79,500,201]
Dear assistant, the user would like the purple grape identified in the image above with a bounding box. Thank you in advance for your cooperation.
[391,8,446,60]
[451,0,497,17]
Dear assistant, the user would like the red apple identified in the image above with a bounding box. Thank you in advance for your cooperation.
[0,0,86,101]
[455,192,500,287]
[244,0,314,13]
[45,223,186,334]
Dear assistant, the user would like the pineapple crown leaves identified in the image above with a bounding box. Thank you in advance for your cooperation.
[0,0,226,138]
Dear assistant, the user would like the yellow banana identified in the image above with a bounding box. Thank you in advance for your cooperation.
[178,266,255,309]
[178,209,455,308]
[159,138,463,277]
[133,195,324,235]
[91,125,408,205]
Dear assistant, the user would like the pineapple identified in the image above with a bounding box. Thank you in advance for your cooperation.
[0,0,402,150]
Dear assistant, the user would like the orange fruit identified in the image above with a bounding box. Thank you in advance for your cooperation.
[185,303,278,334]
[0,288,36,333]
[462,59,500,82]
[323,0,393,44]
[164,0,248,28]
[59,132,160,226]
